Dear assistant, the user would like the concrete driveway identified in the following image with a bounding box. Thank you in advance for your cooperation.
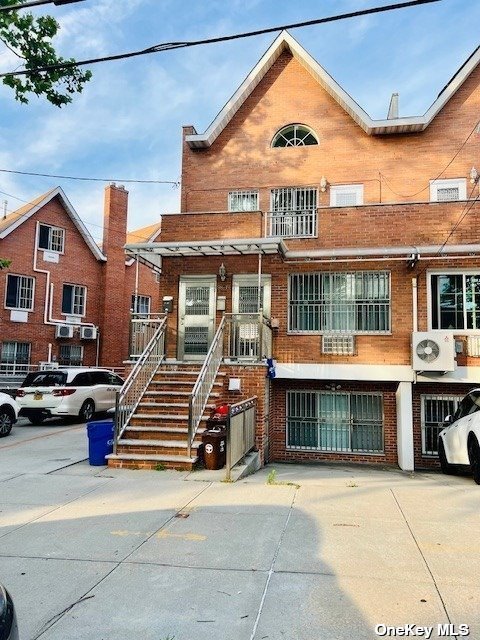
[0,419,478,639]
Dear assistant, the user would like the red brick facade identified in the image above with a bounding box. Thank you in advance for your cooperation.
[0,185,160,373]
[154,38,480,470]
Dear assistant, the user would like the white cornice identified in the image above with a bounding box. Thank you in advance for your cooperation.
[186,31,480,148]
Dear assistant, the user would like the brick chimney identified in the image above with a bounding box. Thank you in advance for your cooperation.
[99,184,128,368]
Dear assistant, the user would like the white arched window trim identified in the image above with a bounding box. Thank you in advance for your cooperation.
[271,124,319,148]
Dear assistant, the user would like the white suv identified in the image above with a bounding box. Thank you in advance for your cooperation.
[438,388,480,484]
[0,392,19,438]
[16,368,124,424]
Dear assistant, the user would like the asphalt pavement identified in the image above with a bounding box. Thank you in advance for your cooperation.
[0,418,478,639]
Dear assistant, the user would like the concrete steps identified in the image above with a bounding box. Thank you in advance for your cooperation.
[108,362,223,471]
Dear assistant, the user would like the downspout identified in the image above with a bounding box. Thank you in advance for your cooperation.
[412,277,418,332]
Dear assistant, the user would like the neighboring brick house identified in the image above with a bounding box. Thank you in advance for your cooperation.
[123,31,480,471]
[0,184,161,378]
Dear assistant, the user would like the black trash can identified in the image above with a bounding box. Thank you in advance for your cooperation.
[202,421,227,470]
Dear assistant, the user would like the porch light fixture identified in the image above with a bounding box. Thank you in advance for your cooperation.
[218,263,227,281]
[470,166,479,184]
[320,176,328,192]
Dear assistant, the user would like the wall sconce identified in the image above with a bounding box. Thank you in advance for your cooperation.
[470,166,479,184]
[325,382,342,391]
[320,176,328,192]
[218,263,227,281]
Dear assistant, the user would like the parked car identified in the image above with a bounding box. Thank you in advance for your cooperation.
[438,388,480,484]
[0,583,19,639]
[0,392,19,438]
[15,368,124,424]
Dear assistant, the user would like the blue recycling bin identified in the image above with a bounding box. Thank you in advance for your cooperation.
[87,420,114,466]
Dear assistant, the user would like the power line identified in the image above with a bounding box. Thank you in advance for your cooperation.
[0,0,441,78]
[380,119,480,199]
[0,187,163,244]
[0,0,84,12]
[0,168,179,186]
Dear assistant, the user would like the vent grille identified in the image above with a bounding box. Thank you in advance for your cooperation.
[467,335,480,357]
[322,334,356,355]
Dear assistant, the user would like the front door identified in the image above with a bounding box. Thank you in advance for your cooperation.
[178,277,216,360]
[232,274,271,317]
[231,275,271,359]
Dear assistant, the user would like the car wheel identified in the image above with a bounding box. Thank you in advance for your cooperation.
[438,438,456,475]
[0,407,13,437]
[468,435,480,485]
[27,412,46,425]
[79,399,95,422]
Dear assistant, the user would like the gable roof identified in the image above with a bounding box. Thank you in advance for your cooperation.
[186,30,480,148]
[0,186,106,261]
[126,221,161,245]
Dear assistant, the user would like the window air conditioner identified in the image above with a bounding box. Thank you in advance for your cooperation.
[412,332,455,372]
[55,324,73,339]
[80,326,97,340]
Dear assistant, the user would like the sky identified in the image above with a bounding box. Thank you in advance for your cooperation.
[0,0,479,245]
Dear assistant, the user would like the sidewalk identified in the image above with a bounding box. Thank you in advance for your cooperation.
[0,422,478,639]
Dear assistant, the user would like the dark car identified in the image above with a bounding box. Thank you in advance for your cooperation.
[0,584,18,640]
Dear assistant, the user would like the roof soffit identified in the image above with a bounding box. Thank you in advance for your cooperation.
[185,30,480,147]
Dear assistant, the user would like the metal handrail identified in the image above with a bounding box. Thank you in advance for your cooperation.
[224,312,272,360]
[188,315,226,458]
[226,396,257,481]
[129,312,166,359]
[114,316,167,450]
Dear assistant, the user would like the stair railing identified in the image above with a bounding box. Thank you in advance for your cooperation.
[188,315,226,457]
[113,316,167,452]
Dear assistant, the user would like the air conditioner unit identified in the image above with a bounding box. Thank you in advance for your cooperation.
[412,332,455,372]
[55,324,73,339]
[80,326,97,340]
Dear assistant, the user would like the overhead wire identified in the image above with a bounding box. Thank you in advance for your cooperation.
[0,168,179,185]
[0,0,441,78]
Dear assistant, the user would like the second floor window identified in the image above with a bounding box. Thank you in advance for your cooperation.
[5,274,34,311]
[62,284,86,316]
[429,178,466,202]
[228,190,259,212]
[330,184,364,207]
[131,294,151,315]
[39,224,65,253]
[289,271,390,333]
[430,272,480,330]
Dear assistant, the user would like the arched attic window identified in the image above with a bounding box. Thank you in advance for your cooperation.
[271,124,318,148]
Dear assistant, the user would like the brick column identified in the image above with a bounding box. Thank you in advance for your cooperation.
[99,184,128,368]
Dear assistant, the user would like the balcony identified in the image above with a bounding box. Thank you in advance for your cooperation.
[266,210,317,238]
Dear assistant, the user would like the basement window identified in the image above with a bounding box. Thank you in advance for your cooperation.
[59,345,83,366]
[287,390,384,453]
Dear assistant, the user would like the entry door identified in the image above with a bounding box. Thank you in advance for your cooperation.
[231,275,271,359]
[178,277,216,360]
[232,275,271,317]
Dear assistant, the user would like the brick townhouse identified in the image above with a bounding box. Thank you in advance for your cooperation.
[0,184,161,380]
[116,31,480,472]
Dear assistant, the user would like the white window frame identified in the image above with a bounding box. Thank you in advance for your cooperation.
[38,223,65,253]
[132,294,151,315]
[59,344,84,366]
[288,271,391,335]
[329,184,364,207]
[427,269,480,334]
[4,274,35,311]
[271,124,319,148]
[228,190,259,212]
[62,283,86,317]
[429,178,466,202]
